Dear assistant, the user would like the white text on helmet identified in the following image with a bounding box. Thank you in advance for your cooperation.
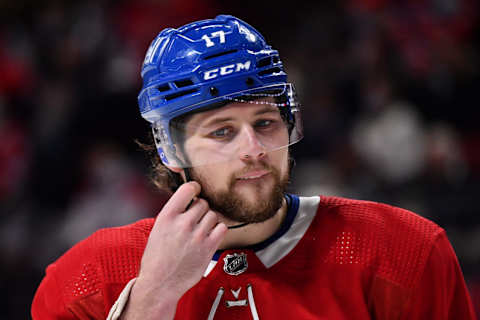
[203,61,251,80]
[201,31,226,47]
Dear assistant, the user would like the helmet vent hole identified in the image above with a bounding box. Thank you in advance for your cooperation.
[246,77,254,86]
[257,57,271,68]
[165,88,198,101]
[157,84,170,92]
[174,79,194,88]
[203,49,237,60]
[258,67,281,76]
[209,86,219,96]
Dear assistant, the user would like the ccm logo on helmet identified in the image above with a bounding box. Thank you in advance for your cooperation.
[203,61,251,80]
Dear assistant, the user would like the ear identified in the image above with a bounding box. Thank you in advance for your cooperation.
[165,165,183,174]
[165,165,187,183]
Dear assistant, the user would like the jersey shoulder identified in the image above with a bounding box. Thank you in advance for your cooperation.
[318,195,442,236]
[317,196,444,288]
[46,218,155,312]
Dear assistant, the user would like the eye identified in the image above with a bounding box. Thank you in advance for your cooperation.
[209,127,234,139]
[254,119,275,129]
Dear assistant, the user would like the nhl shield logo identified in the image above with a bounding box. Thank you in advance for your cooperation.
[223,252,248,276]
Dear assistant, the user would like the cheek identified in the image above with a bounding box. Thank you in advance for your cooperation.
[273,149,290,175]
[184,139,230,167]
[198,164,232,189]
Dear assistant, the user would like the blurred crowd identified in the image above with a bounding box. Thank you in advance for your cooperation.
[0,0,478,317]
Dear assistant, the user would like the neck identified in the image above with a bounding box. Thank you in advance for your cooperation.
[218,197,288,249]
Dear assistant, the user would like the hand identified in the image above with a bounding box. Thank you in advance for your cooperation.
[121,181,228,319]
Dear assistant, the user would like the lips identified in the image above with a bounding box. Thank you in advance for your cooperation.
[236,169,270,180]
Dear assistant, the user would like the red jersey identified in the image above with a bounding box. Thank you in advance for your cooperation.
[32,195,477,319]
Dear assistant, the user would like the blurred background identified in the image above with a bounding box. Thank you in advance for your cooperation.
[0,0,479,317]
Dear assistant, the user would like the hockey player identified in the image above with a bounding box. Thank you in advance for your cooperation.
[31,15,477,319]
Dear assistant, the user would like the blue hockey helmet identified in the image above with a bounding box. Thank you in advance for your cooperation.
[138,15,303,168]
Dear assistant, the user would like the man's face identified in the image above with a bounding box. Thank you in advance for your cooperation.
[182,100,291,223]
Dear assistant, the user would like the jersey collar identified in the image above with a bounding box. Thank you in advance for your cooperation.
[204,195,320,276]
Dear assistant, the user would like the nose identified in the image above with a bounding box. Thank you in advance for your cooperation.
[238,125,266,161]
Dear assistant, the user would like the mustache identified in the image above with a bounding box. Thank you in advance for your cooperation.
[234,160,272,176]
[229,161,279,188]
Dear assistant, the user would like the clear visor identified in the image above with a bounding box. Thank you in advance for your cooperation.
[152,83,303,168]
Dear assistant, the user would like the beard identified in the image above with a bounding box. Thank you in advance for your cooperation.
[190,160,290,224]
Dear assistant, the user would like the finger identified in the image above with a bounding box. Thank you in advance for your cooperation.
[161,181,201,216]
[196,210,218,233]
[183,198,210,226]
[207,222,228,246]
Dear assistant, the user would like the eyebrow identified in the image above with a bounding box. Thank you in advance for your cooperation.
[201,106,279,128]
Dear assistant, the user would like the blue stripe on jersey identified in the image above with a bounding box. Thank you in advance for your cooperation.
[212,194,300,261]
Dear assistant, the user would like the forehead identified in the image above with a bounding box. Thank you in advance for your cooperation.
[186,97,279,127]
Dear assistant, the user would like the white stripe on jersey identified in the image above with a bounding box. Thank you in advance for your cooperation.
[255,196,320,268]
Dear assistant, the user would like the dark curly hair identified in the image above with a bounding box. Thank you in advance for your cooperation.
[137,134,184,193]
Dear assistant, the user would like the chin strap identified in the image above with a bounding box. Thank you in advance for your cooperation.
[227,222,250,229]
[183,167,193,183]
